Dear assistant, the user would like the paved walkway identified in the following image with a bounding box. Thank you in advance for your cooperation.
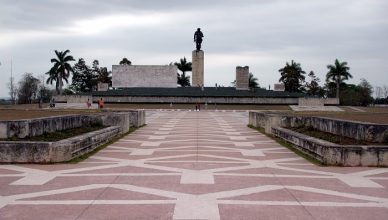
[0,111,388,220]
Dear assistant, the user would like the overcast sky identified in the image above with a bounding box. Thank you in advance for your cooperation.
[0,0,387,97]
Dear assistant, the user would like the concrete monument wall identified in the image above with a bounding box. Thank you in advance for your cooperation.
[112,65,177,88]
[236,66,249,90]
[192,50,204,86]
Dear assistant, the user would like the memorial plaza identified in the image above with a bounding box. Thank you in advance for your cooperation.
[0,110,387,219]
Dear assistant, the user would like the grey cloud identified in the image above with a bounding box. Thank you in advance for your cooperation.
[0,0,388,97]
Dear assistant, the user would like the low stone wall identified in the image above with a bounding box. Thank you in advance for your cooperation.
[0,126,121,163]
[54,95,92,103]
[96,96,300,104]
[272,127,388,166]
[0,115,99,139]
[248,111,388,143]
[104,110,146,128]
[96,110,145,134]
[0,111,145,139]
[248,112,282,134]
[285,117,388,143]
[298,98,339,106]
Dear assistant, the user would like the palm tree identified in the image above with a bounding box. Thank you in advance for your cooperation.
[177,73,191,87]
[249,73,259,88]
[326,59,352,98]
[175,57,192,87]
[279,60,306,93]
[119,58,132,65]
[46,50,75,95]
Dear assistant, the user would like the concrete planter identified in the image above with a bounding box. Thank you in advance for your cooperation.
[0,110,145,139]
[0,110,145,163]
[248,111,388,143]
[272,127,388,166]
[0,126,121,163]
[249,111,388,166]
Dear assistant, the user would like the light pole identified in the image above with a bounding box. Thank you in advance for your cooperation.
[9,59,16,104]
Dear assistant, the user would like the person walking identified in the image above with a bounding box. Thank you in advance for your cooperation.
[86,98,91,108]
[98,98,104,109]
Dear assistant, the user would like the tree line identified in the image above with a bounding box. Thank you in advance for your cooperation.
[8,50,382,106]
[278,59,375,106]
[8,50,133,104]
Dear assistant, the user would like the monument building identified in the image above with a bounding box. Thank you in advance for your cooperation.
[88,28,312,105]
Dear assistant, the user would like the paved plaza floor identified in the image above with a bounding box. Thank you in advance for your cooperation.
[0,111,388,219]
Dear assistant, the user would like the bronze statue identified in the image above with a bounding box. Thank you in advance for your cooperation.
[194,28,204,51]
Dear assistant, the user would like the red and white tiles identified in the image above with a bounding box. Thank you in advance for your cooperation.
[0,111,388,219]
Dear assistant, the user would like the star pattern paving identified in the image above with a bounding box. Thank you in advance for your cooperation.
[0,111,388,219]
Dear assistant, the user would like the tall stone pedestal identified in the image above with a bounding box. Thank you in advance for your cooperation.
[192,50,204,87]
[236,66,249,90]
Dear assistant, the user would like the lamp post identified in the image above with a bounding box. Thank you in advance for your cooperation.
[9,59,16,104]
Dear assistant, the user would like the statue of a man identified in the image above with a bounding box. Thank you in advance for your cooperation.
[194,28,204,51]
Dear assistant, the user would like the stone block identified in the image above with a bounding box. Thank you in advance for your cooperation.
[236,66,249,90]
[112,65,177,88]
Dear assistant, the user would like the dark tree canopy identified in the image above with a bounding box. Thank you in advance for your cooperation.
[98,67,112,87]
[278,60,306,93]
[18,73,40,104]
[175,57,192,87]
[326,59,352,99]
[46,50,75,95]
[249,73,259,89]
[70,58,98,93]
[119,58,132,65]
[305,71,324,97]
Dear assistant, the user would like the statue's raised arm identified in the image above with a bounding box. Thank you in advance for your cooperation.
[194,28,204,51]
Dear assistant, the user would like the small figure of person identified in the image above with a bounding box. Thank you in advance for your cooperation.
[98,98,104,109]
[194,28,204,51]
[50,98,56,108]
[86,98,91,109]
